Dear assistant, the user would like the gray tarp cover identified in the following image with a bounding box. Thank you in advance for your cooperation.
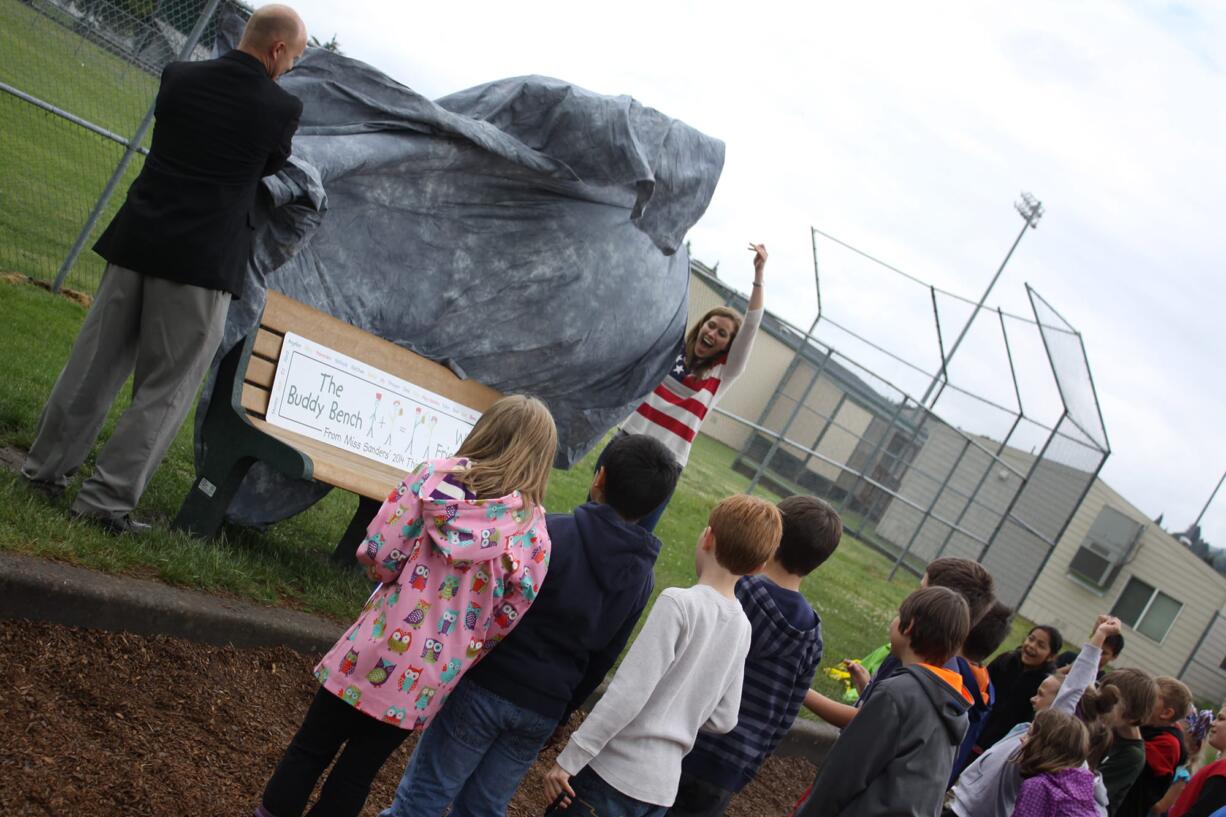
[193,44,725,526]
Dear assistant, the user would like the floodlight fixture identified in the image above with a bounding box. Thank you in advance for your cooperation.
[1016,192,1044,228]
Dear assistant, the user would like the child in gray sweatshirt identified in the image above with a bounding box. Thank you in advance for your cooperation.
[794,586,972,817]
[543,494,782,815]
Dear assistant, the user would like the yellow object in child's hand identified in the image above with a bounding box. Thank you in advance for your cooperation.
[824,666,851,683]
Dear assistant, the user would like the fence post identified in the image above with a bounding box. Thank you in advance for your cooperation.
[837,399,908,518]
[53,0,227,292]
[888,436,972,580]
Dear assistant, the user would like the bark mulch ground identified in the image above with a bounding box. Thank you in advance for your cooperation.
[0,619,814,816]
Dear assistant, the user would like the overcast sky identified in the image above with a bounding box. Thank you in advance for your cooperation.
[284,0,1224,548]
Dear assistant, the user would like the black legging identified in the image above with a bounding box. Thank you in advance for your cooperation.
[261,687,408,817]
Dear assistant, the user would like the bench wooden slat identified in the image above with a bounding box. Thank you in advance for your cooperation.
[242,383,270,416]
[260,292,502,413]
[244,356,276,388]
[249,418,405,500]
[253,329,283,361]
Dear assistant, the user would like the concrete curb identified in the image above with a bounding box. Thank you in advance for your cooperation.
[0,550,838,766]
[0,551,343,653]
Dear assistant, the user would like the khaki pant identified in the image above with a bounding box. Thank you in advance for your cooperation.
[23,264,230,519]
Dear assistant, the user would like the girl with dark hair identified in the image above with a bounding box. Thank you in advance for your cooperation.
[976,625,1065,753]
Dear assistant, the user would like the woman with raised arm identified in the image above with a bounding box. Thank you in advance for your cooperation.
[602,242,767,531]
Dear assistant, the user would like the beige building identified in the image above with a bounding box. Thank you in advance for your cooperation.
[1020,478,1226,703]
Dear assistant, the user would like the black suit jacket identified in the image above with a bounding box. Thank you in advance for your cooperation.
[93,50,303,298]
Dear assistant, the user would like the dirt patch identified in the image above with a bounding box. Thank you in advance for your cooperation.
[2,273,93,308]
[0,445,23,475]
[0,619,814,816]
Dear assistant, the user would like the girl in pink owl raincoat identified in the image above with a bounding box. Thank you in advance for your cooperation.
[257,396,557,817]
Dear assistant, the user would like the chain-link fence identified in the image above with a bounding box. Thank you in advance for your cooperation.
[708,222,1110,610]
[0,0,237,293]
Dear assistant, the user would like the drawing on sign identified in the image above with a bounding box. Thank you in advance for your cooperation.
[266,333,480,472]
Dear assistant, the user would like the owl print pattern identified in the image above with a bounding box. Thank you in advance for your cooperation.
[313,458,551,732]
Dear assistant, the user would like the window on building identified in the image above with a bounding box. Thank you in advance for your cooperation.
[1067,506,1144,590]
[1219,654,1226,671]
[1111,577,1183,642]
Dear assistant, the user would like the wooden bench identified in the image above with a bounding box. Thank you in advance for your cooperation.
[173,291,502,542]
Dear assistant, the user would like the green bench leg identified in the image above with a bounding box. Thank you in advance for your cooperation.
[173,453,256,538]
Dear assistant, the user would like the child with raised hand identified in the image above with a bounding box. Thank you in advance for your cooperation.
[255,395,557,817]
[794,586,973,817]
[377,433,681,817]
[976,624,1065,753]
[1010,709,1103,817]
[673,495,842,817]
[1056,632,1125,680]
[950,615,1124,817]
[1117,677,1193,817]
[543,495,782,815]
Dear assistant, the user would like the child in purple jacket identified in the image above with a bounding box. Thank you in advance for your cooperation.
[1011,709,1101,817]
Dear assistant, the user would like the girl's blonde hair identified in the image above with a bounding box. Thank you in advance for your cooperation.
[1013,709,1090,778]
[685,306,743,379]
[453,395,557,507]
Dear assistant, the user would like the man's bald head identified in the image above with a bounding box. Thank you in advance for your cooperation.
[238,4,307,80]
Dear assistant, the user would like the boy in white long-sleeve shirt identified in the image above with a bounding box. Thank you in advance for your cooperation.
[544,494,783,816]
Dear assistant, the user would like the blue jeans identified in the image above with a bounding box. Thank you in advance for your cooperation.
[380,679,556,817]
[562,767,668,817]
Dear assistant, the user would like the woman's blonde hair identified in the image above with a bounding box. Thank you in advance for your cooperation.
[453,395,557,507]
[684,306,743,379]
[1012,709,1090,779]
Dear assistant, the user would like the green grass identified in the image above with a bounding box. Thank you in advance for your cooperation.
[0,0,154,289]
[0,279,1005,699]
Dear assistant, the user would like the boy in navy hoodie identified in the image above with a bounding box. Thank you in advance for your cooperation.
[670,495,842,817]
[377,433,680,817]
[794,586,972,817]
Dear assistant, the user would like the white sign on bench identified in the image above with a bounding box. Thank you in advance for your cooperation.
[266,333,480,471]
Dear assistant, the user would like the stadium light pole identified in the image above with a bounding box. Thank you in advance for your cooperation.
[1193,469,1225,530]
[919,192,1044,408]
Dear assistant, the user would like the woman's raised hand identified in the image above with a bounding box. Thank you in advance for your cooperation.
[748,242,768,278]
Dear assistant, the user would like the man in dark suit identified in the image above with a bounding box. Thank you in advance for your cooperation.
[22,5,307,533]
